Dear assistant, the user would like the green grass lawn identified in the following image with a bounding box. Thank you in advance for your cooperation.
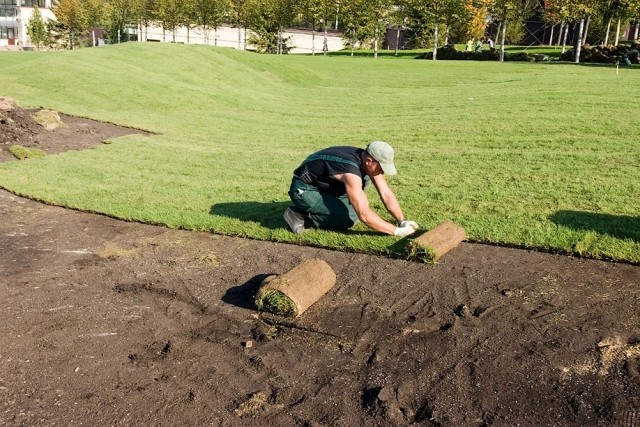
[0,43,638,262]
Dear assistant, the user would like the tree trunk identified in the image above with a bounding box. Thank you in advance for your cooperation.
[575,19,584,63]
[238,27,241,49]
[634,21,639,40]
[395,27,400,56]
[582,15,590,45]
[351,29,355,57]
[561,22,569,53]
[499,20,507,62]
[548,25,554,46]
[312,28,315,55]
[604,17,611,45]
[92,29,96,47]
[432,20,439,60]
[556,22,564,47]
[374,26,378,59]
[323,23,328,56]
[614,19,621,45]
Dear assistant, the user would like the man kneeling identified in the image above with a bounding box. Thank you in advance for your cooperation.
[284,141,418,237]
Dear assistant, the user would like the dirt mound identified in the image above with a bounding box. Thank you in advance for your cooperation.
[0,103,146,162]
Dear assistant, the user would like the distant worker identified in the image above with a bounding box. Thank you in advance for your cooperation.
[284,141,419,237]
[621,42,639,66]
[488,37,495,52]
[466,39,474,52]
[475,39,483,52]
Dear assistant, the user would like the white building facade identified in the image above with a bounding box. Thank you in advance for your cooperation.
[0,0,56,49]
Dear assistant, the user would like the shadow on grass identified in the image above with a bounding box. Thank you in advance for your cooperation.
[210,201,290,229]
[550,210,640,242]
[222,273,274,310]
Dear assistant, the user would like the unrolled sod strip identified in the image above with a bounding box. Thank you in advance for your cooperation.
[407,220,466,263]
[255,259,337,317]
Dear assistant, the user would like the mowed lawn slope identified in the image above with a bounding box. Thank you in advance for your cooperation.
[0,43,638,262]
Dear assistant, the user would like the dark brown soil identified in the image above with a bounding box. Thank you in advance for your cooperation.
[0,105,639,426]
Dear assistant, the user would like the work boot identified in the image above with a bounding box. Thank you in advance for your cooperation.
[284,207,307,234]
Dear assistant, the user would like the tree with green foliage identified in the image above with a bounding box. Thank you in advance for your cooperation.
[489,0,538,61]
[228,0,250,49]
[129,0,156,42]
[338,0,369,55]
[245,0,297,54]
[186,0,229,45]
[339,0,393,58]
[82,0,105,46]
[154,0,185,42]
[52,0,87,49]
[27,7,48,50]
[104,0,135,43]
[297,0,330,55]
[406,0,466,59]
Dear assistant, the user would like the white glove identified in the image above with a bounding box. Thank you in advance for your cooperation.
[399,219,419,230]
[394,225,417,237]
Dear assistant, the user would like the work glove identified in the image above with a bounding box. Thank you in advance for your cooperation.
[394,225,417,237]
[399,219,419,230]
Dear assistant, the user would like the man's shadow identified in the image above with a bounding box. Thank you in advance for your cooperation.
[210,201,290,229]
[550,210,640,242]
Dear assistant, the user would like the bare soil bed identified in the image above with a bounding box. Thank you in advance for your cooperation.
[0,106,639,426]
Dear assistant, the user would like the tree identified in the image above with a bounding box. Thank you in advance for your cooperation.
[27,7,48,50]
[339,0,370,55]
[82,0,105,46]
[406,0,466,59]
[52,0,87,49]
[489,0,537,61]
[188,0,230,46]
[130,0,156,42]
[339,0,393,58]
[104,0,135,43]
[155,0,183,42]
[245,0,297,54]
[297,0,328,55]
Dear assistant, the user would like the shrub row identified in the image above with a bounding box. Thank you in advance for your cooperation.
[559,43,640,64]
[415,46,537,62]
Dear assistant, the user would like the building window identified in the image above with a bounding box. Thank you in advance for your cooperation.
[21,0,44,6]
[0,26,16,39]
[0,5,16,18]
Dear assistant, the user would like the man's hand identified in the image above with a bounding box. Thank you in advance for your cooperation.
[399,219,419,230]
[394,225,417,237]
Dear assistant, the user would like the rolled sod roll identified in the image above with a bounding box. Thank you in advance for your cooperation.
[407,220,466,263]
[255,259,336,317]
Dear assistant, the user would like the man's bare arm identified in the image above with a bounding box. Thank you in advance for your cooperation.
[370,173,404,223]
[334,173,397,235]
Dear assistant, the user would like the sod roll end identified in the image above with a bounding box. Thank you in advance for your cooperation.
[255,259,336,317]
[407,220,466,263]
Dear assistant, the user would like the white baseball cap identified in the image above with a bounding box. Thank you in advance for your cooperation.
[366,140,397,175]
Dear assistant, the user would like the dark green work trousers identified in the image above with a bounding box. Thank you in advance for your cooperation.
[288,177,359,229]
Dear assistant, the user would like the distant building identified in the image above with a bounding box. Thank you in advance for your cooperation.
[0,0,56,50]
